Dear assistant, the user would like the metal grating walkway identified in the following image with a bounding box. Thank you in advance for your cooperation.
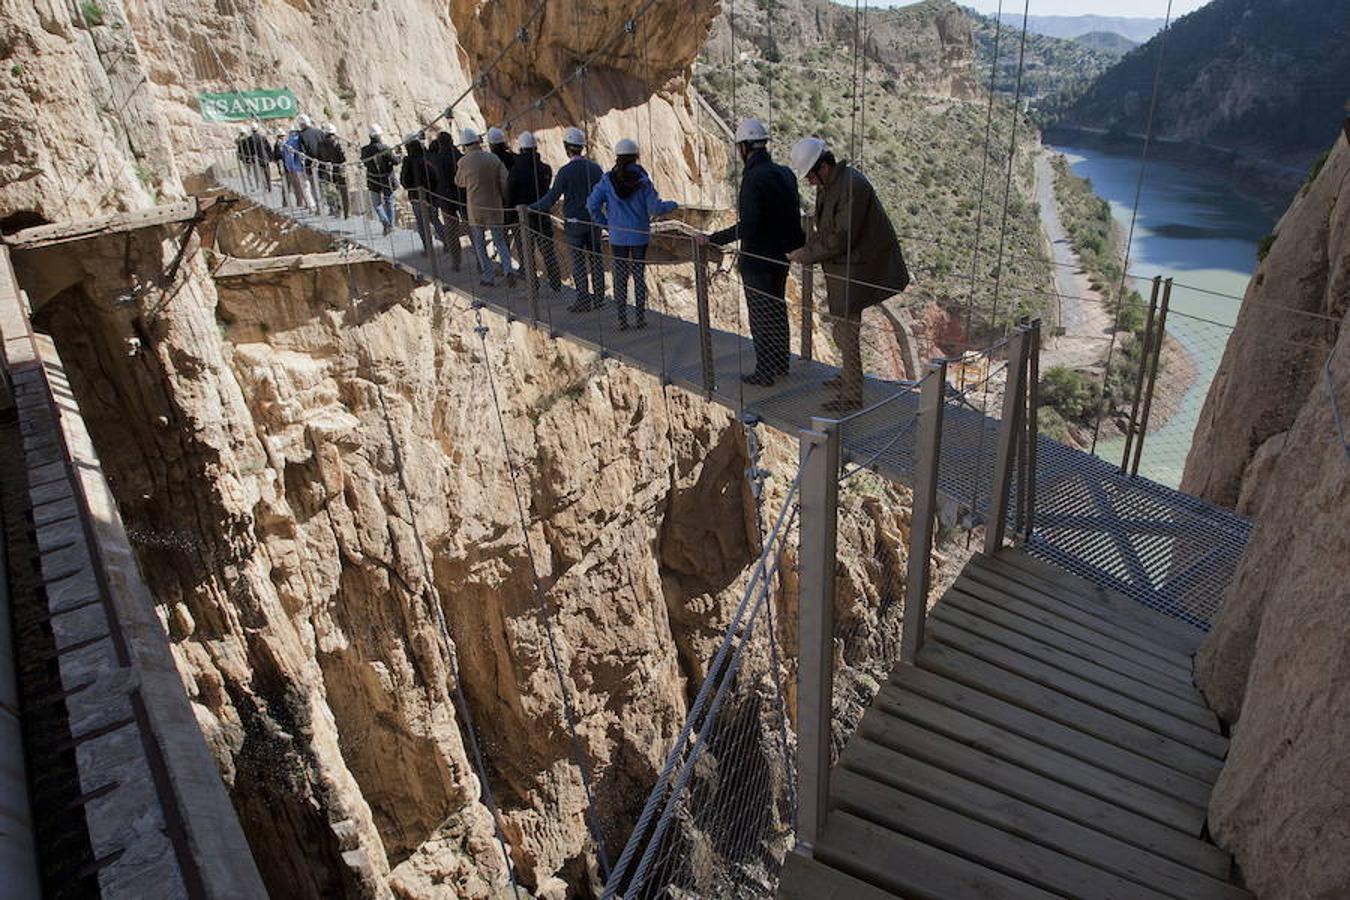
[213,176,1249,627]
[780,548,1252,900]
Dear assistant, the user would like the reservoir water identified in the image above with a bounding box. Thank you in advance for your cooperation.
[1049,143,1277,487]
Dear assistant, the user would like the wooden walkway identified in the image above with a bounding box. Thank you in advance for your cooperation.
[211,175,1250,628]
[780,547,1250,900]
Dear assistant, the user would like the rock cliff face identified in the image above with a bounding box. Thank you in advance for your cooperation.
[1185,126,1350,899]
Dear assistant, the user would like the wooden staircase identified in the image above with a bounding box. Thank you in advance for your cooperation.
[779,548,1251,900]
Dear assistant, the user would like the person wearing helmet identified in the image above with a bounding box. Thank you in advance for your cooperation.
[786,137,910,413]
[699,117,804,385]
[506,132,562,293]
[455,127,515,286]
[486,127,521,260]
[586,138,678,329]
[316,123,349,218]
[361,124,397,234]
[273,129,290,203]
[427,130,466,271]
[235,125,254,190]
[280,125,314,211]
[297,115,326,213]
[531,126,606,312]
[400,132,443,258]
[246,123,273,194]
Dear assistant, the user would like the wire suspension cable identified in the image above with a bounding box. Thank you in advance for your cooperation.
[960,0,1005,360]
[983,0,1031,336]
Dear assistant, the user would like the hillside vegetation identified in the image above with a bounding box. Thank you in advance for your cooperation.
[697,0,1051,345]
[1053,0,1350,165]
[1073,32,1137,57]
[966,8,1117,106]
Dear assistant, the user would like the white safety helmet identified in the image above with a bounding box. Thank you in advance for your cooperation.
[615,137,640,156]
[250,122,261,132]
[297,114,313,128]
[486,126,507,145]
[563,126,587,147]
[459,127,482,146]
[518,131,537,150]
[789,136,828,179]
[735,117,769,144]
[403,131,423,146]
[237,125,248,135]
[322,122,336,135]
[368,123,384,138]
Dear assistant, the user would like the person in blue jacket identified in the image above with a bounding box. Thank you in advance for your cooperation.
[586,138,678,329]
[280,130,313,211]
[531,127,607,313]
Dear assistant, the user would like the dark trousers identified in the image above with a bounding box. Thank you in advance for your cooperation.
[435,204,464,269]
[566,223,606,306]
[613,244,648,322]
[523,211,562,291]
[743,263,791,375]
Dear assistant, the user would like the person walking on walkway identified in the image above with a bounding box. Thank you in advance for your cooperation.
[698,118,803,386]
[455,127,515,286]
[531,127,606,313]
[273,129,290,204]
[246,123,273,193]
[487,127,521,260]
[317,123,350,218]
[361,124,397,234]
[400,133,440,257]
[281,128,314,211]
[428,130,465,271]
[235,126,254,189]
[297,114,325,213]
[786,137,909,413]
[507,132,562,292]
[586,138,678,330]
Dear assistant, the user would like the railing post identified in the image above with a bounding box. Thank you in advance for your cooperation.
[795,417,840,856]
[901,359,947,664]
[1129,278,1172,477]
[800,214,815,362]
[694,242,715,397]
[1121,275,1162,473]
[984,326,1029,555]
[518,204,539,323]
[1023,318,1041,541]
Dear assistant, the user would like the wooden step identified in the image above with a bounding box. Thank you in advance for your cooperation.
[871,686,1207,834]
[960,565,1194,673]
[891,666,1212,809]
[951,576,1195,686]
[982,551,1204,652]
[815,810,1059,900]
[930,603,1219,730]
[778,850,901,900]
[917,642,1224,782]
[832,768,1181,900]
[840,742,1249,899]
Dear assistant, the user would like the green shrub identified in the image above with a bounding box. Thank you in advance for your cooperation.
[1040,365,1099,422]
[1256,231,1277,261]
[1036,406,1070,443]
[80,0,104,25]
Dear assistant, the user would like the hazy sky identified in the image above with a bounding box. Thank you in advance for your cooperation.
[885,0,1212,16]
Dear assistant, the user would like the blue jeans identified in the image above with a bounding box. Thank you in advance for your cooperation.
[371,189,394,228]
[469,225,513,283]
[612,244,648,321]
[566,222,606,307]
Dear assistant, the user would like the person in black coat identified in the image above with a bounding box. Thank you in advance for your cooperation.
[316,124,349,218]
[700,118,805,385]
[506,132,562,292]
[427,130,465,271]
[399,134,443,257]
[361,125,398,234]
[296,114,325,212]
[487,127,521,258]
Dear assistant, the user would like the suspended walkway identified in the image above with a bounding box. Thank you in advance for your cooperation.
[780,546,1249,900]
[211,169,1248,628]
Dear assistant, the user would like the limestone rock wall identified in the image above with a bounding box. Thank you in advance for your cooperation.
[1187,127,1350,898]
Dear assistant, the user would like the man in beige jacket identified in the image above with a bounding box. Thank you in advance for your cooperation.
[455,127,516,286]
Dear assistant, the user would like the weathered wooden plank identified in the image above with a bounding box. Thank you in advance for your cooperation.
[211,248,382,278]
[816,810,1059,900]
[926,620,1228,755]
[931,603,1219,730]
[916,643,1224,783]
[832,768,1179,900]
[4,198,216,249]
[840,742,1247,898]
[983,551,1204,652]
[961,563,1194,670]
[871,686,1207,834]
[777,851,902,900]
[951,575,1195,684]
[891,666,1212,809]
[854,709,1229,877]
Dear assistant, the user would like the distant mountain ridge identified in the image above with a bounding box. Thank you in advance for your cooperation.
[996,13,1166,42]
[965,8,1116,105]
[1073,32,1138,57]
[1054,0,1350,167]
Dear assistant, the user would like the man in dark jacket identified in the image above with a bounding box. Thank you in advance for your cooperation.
[530,127,606,312]
[361,124,397,234]
[316,123,349,218]
[400,134,441,257]
[427,130,464,270]
[235,126,252,188]
[487,127,522,260]
[246,124,272,193]
[507,132,561,292]
[701,118,805,385]
[297,114,325,213]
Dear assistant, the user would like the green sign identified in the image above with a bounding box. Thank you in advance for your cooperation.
[198,89,298,122]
